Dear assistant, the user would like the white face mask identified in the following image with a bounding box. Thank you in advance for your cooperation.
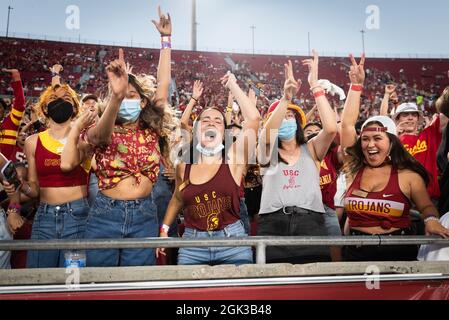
[195,143,225,157]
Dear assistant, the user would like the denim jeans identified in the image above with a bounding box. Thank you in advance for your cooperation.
[323,205,342,236]
[153,165,178,237]
[27,198,89,268]
[0,210,12,269]
[88,172,99,208]
[85,192,158,267]
[178,220,253,266]
[240,199,251,236]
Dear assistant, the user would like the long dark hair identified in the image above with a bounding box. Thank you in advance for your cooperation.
[345,126,430,185]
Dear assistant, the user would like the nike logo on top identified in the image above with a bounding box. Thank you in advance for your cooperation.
[383,194,394,198]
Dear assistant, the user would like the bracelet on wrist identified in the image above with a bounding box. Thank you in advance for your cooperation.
[350,84,364,92]
[313,90,325,99]
[191,96,198,103]
[161,36,172,49]
[7,203,22,216]
[424,216,439,224]
[160,224,170,234]
[51,72,60,78]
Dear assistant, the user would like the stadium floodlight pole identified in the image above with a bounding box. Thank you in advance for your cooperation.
[6,6,13,38]
[191,0,197,51]
[250,25,256,56]
[360,29,366,54]
[308,32,311,56]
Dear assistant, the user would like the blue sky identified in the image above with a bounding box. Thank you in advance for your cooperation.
[1,0,449,57]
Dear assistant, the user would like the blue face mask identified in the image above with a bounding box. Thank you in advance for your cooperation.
[278,119,297,141]
[196,143,225,157]
[118,99,142,123]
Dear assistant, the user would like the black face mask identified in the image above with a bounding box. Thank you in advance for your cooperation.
[306,132,319,141]
[46,98,74,124]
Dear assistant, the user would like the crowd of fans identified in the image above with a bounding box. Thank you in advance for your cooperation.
[0,7,449,269]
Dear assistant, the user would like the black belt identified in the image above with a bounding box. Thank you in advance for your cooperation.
[277,206,313,215]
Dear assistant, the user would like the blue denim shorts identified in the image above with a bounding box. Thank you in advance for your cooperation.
[178,220,253,266]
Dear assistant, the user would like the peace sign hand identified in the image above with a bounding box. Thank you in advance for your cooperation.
[349,54,366,85]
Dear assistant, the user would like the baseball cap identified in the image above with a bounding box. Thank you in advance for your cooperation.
[81,94,98,103]
[361,116,397,137]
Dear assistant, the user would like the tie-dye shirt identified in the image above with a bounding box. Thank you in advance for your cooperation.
[86,125,161,191]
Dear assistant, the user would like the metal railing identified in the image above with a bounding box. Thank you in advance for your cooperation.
[1,236,448,264]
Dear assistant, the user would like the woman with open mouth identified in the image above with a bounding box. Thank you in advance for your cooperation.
[157,72,260,266]
[341,54,449,261]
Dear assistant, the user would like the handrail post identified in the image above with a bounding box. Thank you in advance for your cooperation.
[256,242,267,265]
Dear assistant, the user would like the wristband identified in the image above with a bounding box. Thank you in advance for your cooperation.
[350,84,364,92]
[161,36,172,49]
[424,216,439,224]
[160,224,170,234]
[313,90,325,99]
[51,72,60,78]
[7,203,22,216]
[191,96,198,103]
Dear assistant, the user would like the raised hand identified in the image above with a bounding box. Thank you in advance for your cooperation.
[283,60,300,100]
[192,80,204,100]
[125,62,134,75]
[302,50,319,87]
[248,88,257,107]
[49,64,64,75]
[2,68,21,82]
[151,6,172,36]
[349,54,366,85]
[74,109,97,131]
[385,84,397,95]
[106,49,128,100]
[221,72,237,89]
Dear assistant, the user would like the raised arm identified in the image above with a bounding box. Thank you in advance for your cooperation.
[61,110,97,172]
[86,49,128,146]
[152,6,172,110]
[380,84,396,116]
[257,61,299,164]
[303,50,338,162]
[223,73,261,166]
[49,64,63,87]
[341,54,366,150]
[181,80,203,129]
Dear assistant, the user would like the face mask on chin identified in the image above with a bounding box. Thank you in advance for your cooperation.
[46,98,74,124]
[118,99,142,124]
[196,143,225,157]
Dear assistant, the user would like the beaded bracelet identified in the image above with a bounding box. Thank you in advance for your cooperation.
[424,216,439,224]
[7,203,22,216]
